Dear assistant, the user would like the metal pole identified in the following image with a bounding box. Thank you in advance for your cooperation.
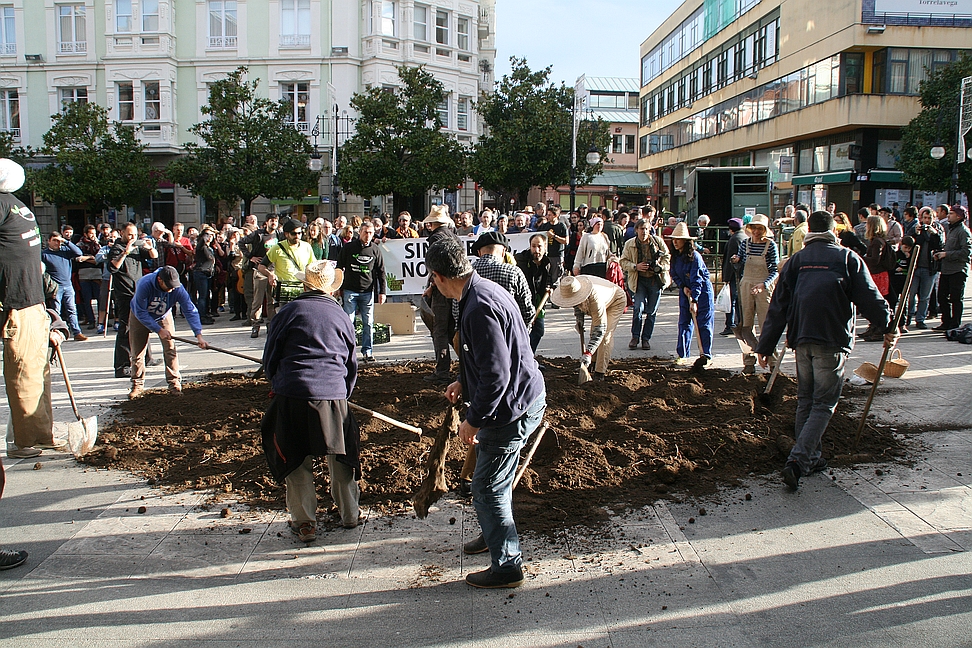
[952,75,972,205]
[332,104,339,224]
[569,93,578,214]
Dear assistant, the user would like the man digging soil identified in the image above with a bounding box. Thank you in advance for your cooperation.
[428,238,546,589]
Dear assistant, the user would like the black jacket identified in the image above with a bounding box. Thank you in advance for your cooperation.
[514,249,552,305]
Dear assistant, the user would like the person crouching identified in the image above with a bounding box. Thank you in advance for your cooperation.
[261,260,362,543]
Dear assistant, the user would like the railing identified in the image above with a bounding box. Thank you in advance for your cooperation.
[208,36,237,49]
[1,43,15,55]
[279,34,310,48]
[59,41,87,54]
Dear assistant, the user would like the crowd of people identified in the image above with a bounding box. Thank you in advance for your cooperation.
[3,146,971,582]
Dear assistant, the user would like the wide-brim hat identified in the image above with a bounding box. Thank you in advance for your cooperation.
[667,222,696,240]
[746,213,771,231]
[522,206,534,214]
[295,260,343,293]
[550,275,594,308]
[423,205,453,226]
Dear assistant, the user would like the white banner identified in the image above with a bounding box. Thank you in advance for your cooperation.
[380,232,539,295]
[874,0,971,14]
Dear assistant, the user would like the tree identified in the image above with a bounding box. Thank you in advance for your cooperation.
[337,65,466,212]
[31,101,156,219]
[469,57,610,204]
[166,67,318,217]
[898,52,972,199]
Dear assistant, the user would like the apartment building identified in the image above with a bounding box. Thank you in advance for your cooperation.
[637,0,970,220]
[0,0,495,230]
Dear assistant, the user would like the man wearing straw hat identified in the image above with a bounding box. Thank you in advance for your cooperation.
[550,273,627,381]
[262,260,361,543]
[755,211,893,491]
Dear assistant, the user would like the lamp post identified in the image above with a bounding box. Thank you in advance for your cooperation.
[569,92,600,214]
[929,75,972,206]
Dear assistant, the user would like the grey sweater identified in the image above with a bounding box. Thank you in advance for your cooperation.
[940,220,971,276]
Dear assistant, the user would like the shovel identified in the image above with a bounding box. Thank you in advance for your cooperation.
[759,346,786,406]
[54,346,98,457]
[171,335,422,436]
[688,308,708,374]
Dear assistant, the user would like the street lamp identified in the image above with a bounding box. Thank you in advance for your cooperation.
[308,116,324,171]
[929,76,972,205]
[570,93,600,214]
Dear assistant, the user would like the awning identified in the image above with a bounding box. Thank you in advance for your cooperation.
[868,170,905,183]
[270,196,320,206]
[587,170,654,189]
[791,171,854,186]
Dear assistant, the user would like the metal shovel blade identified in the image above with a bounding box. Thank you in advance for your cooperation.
[55,415,98,457]
[578,363,593,385]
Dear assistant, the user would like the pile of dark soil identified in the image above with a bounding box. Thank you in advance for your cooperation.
[82,358,913,534]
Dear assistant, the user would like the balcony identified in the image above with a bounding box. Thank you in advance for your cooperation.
[208,36,237,49]
[1,43,14,56]
[58,41,87,54]
[280,34,310,48]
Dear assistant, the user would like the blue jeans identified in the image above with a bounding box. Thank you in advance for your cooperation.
[630,276,662,341]
[193,271,211,317]
[908,267,938,324]
[79,279,101,324]
[529,310,544,352]
[790,344,845,475]
[53,284,81,335]
[343,290,374,356]
[472,393,546,575]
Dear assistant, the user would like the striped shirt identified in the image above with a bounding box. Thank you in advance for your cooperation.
[738,238,779,288]
[452,255,535,325]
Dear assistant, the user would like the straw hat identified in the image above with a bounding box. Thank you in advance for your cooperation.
[522,206,534,214]
[295,260,343,293]
[549,275,594,308]
[423,204,453,226]
[746,214,771,231]
[667,222,696,240]
[0,158,25,193]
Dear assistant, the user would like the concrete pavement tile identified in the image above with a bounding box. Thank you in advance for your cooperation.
[131,532,264,578]
[851,461,968,493]
[170,507,276,534]
[609,625,750,646]
[875,509,964,554]
[21,554,143,580]
[239,548,352,581]
[350,534,463,582]
[455,632,612,648]
[51,525,171,557]
[892,486,972,531]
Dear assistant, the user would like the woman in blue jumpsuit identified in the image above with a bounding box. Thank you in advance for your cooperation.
[668,222,714,361]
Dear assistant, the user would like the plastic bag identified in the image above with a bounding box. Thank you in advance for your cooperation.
[714,283,733,313]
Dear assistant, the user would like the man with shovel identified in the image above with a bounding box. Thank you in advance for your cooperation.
[428,237,546,589]
[550,274,627,382]
[755,211,894,491]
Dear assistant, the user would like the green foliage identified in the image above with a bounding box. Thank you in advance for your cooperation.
[31,102,156,216]
[469,58,610,200]
[338,65,466,200]
[166,67,317,216]
[898,52,972,197]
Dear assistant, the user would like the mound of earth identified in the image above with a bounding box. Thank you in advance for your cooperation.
[82,358,912,534]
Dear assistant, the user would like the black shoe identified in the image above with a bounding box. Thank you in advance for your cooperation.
[641,340,651,350]
[250,326,260,339]
[0,549,27,570]
[423,373,450,385]
[915,321,927,330]
[465,567,524,589]
[811,458,829,474]
[782,462,801,491]
[933,324,949,331]
[229,315,242,321]
[719,327,734,336]
[201,317,215,325]
[463,533,489,555]
[457,479,472,497]
[115,367,132,379]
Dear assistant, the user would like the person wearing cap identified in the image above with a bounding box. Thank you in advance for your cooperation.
[755,211,894,491]
[42,231,87,341]
[933,204,971,331]
[128,266,208,399]
[468,232,535,325]
[261,260,361,543]
[729,214,778,373]
[421,205,459,383]
[621,218,671,351]
[551,274,627,380]
[337,220,387,362]
[428,237,546,589]
[720,218,747,336]
[669,222,714,364]
[254,218,315,338]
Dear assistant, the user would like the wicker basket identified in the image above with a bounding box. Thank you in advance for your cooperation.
[883,348,910,378]
[853,362,880,384]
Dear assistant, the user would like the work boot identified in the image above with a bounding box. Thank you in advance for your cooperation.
[782,462,801,491]
[742,364,756,375]
[641,340,651,350]
[719,327,734,336]
[74,333,88,341]
[465,567,524,589]
[628,337,639,350]
[128,386,143,400]
[463,533,489,555]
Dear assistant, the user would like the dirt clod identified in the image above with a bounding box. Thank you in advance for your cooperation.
[220,508,231,518]
[745,493,752,501]
[137,506,147,514]
[32,463,42,470]
[81,360,913,535]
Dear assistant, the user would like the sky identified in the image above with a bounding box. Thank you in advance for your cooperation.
[493,0,684,87]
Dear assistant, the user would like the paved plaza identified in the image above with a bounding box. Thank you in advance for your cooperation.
[1,285,971,647]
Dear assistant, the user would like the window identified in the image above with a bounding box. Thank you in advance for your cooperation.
[625,134,635,154]
[612,134,623,154]
[208,1,237,49]
[436,97,448,128]
[0,89,19,138]
[144,81,160,120]
[435,10,448,45]
[457,96,469,131]
[280,0,310,46]
[59,87,87,109]
[117,82,134,121]
[371,1,395,37]
[457,16,469,50]
[142,0,160,32]
[1,6,14,55]
[282,82,309,131]
[414,5,428,40]
[58,4,87,53]
[841,52,864,95]
[116,0,132,32]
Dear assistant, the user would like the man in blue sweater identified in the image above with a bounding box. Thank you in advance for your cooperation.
[756,211,894,491]
[428,237,546,589]
[41,232,87,341]
[128,266,208,399]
